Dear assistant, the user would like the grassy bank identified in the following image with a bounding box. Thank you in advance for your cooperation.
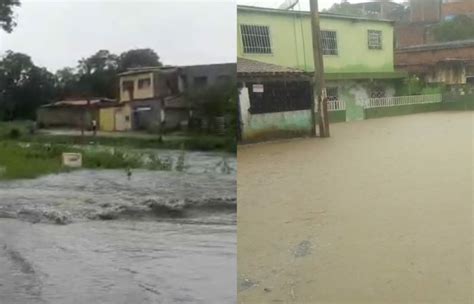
[0,141,184,180]
[0,121,236,152]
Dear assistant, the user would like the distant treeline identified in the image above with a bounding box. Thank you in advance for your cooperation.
[0,48,162,120]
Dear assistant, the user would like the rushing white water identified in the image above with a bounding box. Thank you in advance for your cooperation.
[0,150,236,304]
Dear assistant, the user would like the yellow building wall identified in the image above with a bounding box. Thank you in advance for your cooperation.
[114,104,132,131]
[120,72,154,102]
[100,108,116,131]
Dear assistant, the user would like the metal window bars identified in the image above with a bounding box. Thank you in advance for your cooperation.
[321,31,338,55]
[241,24,272,54]
[368,30,382,50]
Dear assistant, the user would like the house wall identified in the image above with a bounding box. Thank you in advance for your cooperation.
[327,80,396,121]
[114,105,132,131]
[180,64,236,90]
[239,85,313,142]
[395,44,474,84]
[237,7,395,74]
[100,107,115,131]
[409,0,442,23]
[442,1,474,19]
[37,107,99,129]
[120,72,154,102]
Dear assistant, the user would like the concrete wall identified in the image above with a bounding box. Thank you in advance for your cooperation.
[441,94,474,110]
[120,72,154,102]
[239,85,313,142]
[237,7,395,74]
[409,0,442,23]
[442,1,474,18]
[37,107,99,129]
[99,105,132,131]
[365,103,442,119]
[180,64,236,90]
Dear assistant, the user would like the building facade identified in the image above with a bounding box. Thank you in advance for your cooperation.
[237,5,405,122]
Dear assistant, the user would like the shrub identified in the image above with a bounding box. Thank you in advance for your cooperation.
[8,128,21,139]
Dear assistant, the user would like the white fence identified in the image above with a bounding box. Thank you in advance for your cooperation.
[316,99,346,112]
[366,94,442,109]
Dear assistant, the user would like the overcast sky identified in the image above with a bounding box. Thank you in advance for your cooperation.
[237,0,404,11]
[0,0,236,72]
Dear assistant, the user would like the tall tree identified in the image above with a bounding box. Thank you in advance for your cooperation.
[0,51,55,120]
[118,48,162,72]
[0,0,21,33]
[77,50,119,98]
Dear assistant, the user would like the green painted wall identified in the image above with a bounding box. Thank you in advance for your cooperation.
[237,7,395,74]
[364,103,442,119]
[316,110,346,123]
[441,95,474,111]
[242,110,313,142]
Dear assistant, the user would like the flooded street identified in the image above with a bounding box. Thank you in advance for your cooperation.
[0,151,236,304]
[238,112,473,303]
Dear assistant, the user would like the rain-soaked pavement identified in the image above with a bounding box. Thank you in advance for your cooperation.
[0,150,236,304]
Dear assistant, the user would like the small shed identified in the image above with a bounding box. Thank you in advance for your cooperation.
[37,98,117,129]
[237,58,314,142]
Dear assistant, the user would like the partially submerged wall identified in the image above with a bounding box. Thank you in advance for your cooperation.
[365,103,442,119]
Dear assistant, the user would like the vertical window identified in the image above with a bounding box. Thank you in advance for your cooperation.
[321,31,338,55]
[326,87,339,101]
[241,24,272,54]
[122,80,134,92]
[327,87,340,110]
[138,78,151,89]
[368,30,383,50]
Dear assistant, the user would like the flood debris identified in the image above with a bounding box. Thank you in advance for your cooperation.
[293,240,312,258]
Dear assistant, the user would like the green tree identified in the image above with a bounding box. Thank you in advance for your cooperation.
[118,48,162,72]
[0,51,55,120]
[77,50,119,98]
[0,0,20,33]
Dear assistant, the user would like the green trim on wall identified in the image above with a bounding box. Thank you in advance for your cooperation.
[365,103,442,119]
[316,110,347,123]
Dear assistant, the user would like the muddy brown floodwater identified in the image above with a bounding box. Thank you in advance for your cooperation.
[238,112,473,304]
[0,151,236,304]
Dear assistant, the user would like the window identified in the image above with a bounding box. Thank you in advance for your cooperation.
[122,80,134,92]
[138,78,151,89]
[241,24,272,54]
[368,30,382,50]
[370,87,386,98]
[194,76,208,88]
[326,87,339,101]
[248,81,312,114]
[321,31,338,55]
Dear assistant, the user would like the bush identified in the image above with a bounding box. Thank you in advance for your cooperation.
[8,128,21,139]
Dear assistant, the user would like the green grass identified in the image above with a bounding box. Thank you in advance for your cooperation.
[25,134,234,152]
[0,141,180,180]
[0,142,64,180]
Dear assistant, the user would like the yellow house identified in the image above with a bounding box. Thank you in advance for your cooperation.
[99,67,185,132]
[99,104,132,131]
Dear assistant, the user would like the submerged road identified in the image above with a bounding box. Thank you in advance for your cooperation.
[0,151,236,304]
[238,112,473,303]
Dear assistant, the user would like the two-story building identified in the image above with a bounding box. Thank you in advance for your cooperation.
[237,5,406,124]
[100,66,186,132]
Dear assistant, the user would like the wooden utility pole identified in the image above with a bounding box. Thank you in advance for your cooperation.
[310,0,330,137]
